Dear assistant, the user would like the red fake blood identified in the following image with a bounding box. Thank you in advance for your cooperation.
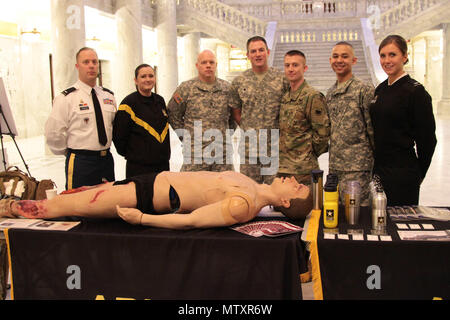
[61,186,93,195]
[16,200,47,218]
[90,190,106,203]
[61,182,108,195]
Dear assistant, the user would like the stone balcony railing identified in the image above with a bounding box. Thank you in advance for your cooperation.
[278,28,360,44]
[177,0,267,36]
[145,0,447,42]
[230,0,359,19]
[281,0,357,17]
[221,0,407,20]
[372,0,448,40]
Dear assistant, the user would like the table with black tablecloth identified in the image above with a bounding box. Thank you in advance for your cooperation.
[3,217,307,300]
[305,206,450,300]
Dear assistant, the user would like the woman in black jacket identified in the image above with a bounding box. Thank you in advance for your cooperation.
[369,35,437,206]
[113,64,170,178]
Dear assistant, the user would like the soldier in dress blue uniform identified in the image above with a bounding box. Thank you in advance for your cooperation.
[369,35,437,206]
[45,47,116,190]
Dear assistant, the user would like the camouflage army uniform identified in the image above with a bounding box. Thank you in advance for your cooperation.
[229,67,289,184]
[326,76,375,205]
[167,77,233,172]
[278,81,330,186]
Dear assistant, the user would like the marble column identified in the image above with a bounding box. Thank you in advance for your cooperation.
[156,0,178,102]
[201,39,218,53]
[50,0,86,94]
[412,38,426,85]
[424,37,430,89]
[438,23,450,116]
[184,32,201,81]
[216,43,230,81]
[425,34,442,113]
[49,0,85,154]
[115,0,143,103]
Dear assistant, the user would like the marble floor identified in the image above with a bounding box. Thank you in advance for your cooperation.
[2,114,449,300]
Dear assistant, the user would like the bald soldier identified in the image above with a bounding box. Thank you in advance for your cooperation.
[278,50,330,186]
[168,50,233,172]
[326,41,375,205]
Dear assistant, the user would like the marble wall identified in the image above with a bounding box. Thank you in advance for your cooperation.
[410,31,443,113]
[0,37,52,139]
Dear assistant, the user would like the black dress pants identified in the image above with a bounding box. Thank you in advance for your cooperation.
[65,150,115,190]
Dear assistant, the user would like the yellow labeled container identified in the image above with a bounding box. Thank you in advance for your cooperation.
[323,185,339,228]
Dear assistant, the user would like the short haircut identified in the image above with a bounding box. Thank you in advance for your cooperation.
[246,36,268,51]
[333,41,355,56]
[76,47,97,62]
[274,188,313,220]
[135,63,153,79]
[335,41,354,49]
[285,50,306,63]
[379,34,409,65]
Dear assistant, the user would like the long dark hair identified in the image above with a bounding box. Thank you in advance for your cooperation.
[379,35,409,65]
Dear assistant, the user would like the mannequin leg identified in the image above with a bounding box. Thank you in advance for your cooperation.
[1,182,137,220]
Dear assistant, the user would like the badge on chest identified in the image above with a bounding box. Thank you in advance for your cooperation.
[103,98,114,105]
[79,100,89,111]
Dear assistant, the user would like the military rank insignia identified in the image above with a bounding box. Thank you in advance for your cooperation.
[173,92,183,104]
[79,100,89,111]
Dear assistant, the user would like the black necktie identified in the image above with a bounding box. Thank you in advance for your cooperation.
[91,88,107,146]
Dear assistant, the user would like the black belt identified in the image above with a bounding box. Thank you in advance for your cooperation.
[68,148,110,157]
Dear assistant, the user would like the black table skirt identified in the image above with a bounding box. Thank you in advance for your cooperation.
[307,206,450,300]
[4,217,307,300]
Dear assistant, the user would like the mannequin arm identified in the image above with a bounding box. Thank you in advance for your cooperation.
[116,196,252,230]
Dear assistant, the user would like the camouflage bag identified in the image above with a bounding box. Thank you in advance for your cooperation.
[35,179,57,200]
[0,166,38,200]
[0,166,56,200]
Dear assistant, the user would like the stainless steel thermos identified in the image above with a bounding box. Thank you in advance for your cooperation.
[369,175,387,231]
[344,181,361,225]
[311,170,324,210]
